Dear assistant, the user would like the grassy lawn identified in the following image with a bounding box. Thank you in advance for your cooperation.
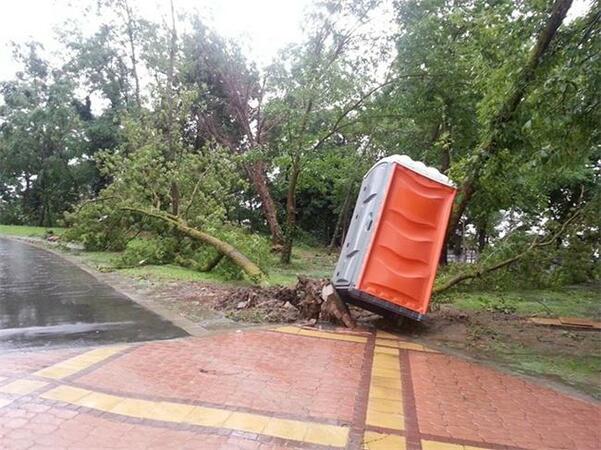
[0,224,65,238]
[439,286,601,319]
[436,284,601,398]
[266,245,338,285]
[72,242,336,286]
[119,265,242,283]
[488,341,601,398]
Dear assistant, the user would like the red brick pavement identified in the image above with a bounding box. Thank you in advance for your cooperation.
[76,331,364,422]
[0,328,599,450]
[410,351,601,450]
[0,348,84,378]
[0,400,301,450]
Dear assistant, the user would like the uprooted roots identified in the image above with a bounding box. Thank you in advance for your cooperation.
[216,276,357,327]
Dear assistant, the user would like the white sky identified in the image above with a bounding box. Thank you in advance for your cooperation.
[0,0,592,82]
[0,0,312,81]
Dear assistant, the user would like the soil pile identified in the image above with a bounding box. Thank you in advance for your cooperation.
[216,276,360,326]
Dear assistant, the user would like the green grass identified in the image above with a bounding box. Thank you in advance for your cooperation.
[79,246,335,285]
[78,251,122,266]
[266,244,338,285]
[70,242,337,286]
[489,342,601,398]
[1,225,337,285]
[117,264,234,282]
[440,286,601,319]
[0,224,65,238]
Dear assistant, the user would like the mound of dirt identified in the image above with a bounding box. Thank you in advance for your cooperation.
[216,284,300,323]
[215,276,361,326]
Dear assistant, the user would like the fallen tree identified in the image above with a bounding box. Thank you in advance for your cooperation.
[434,207,584,294]
[121,206,266,284]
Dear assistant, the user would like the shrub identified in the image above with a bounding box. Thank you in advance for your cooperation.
[205,225,271,280]
[119,236,180,267]
[63,203,130,251]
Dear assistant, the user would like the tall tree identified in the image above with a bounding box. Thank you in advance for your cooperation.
[181,20,285,246]
[446,0,574,241]
[268,0,392,262]
[0,43,87,225]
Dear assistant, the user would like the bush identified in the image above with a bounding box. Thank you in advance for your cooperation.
[119,236,180,267]
[63,203,131,251]
[205,225,271,280]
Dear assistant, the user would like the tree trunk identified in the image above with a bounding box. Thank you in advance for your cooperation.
[340,194,354,244]
[245,160,285,247]
[328,180,355,252]
[452,222,464,259]
[438,119,451,266]
[200,253,224,272]
[281,156,301,264]
[446,0,573,240]
[439,245,449,265]
[476,221,487,253]
[122,0,142,111]
[122,207,266,283]
[166,0,180,216]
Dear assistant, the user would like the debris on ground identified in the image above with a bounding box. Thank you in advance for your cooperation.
[528,316,601,330]
[216,276,358,326]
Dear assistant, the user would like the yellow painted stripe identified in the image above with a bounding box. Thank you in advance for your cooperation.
[363,431,406,449]
[396,341,438,353]
[375,330,401,340]
[274,326,368,343]
[41,386,349,447]
[0,379,48,395]
[34,345,128,379]
[375,338,438,353]
[374,345,398,355]
[422,439,493,450]
[365,347,405,431]
[0,379,49,409]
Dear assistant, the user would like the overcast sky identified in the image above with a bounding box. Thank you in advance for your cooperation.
[0,0,312,81]
[0,0,592,82]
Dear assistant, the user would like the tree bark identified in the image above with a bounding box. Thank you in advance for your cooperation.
[446,0,573,240]
[121,0,142,111]
[122,207,266,283]
[281,156,301,264]
[328,179,355,252]
[245,160,285,247]
[166,0,180,216]
[200,253,224,272]
[439,244,449,266]
[476,221,487,253]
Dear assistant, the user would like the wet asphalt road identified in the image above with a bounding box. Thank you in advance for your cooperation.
[0,238,187,350]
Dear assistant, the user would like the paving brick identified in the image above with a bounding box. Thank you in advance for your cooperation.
[0,348,84,378]
[76,330,365,422]
[1,327,600,450]
[411,351,601,450]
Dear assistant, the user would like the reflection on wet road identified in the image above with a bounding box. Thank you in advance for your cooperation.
[0,238,187,350]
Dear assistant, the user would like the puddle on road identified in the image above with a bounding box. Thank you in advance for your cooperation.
[0,238,187,350]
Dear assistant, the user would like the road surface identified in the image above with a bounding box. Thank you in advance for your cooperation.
[0,237,186,350]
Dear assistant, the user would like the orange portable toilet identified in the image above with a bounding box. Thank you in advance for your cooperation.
[333,155,456,320]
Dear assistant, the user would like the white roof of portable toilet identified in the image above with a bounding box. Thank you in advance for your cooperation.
[373,155,455,188]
